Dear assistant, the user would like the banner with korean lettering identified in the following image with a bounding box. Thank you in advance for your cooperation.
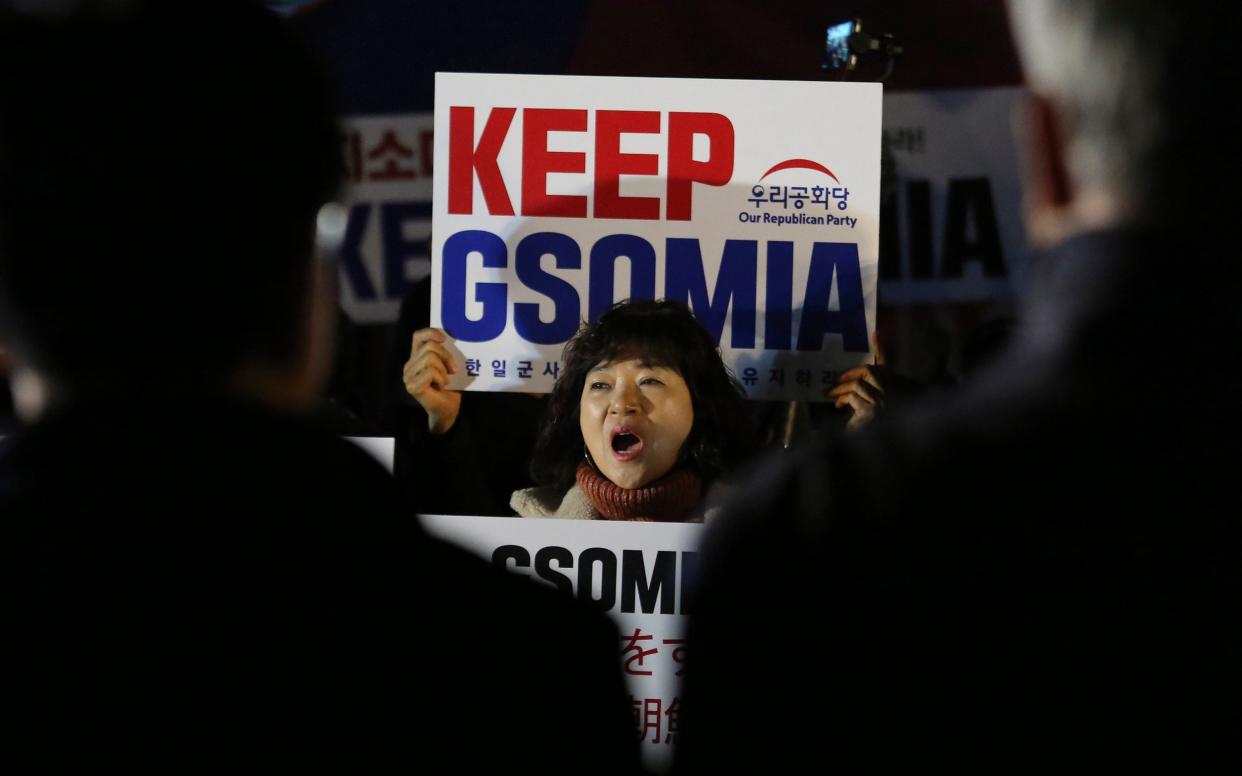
[420,515,700,772]
[432,73,882,400]
[337,113,435,323]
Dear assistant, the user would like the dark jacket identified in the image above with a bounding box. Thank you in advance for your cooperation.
[2,394,637,772]
[677,229,1242,771]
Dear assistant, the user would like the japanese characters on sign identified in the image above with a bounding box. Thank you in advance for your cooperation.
[420,515,703,771]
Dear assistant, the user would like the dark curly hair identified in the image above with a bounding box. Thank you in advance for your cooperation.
[530,299,756,490]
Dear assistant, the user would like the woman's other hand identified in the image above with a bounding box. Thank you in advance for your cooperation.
[403,328,462,434]
[825,332,888,432]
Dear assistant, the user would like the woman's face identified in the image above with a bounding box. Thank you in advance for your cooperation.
[579,356,694,490]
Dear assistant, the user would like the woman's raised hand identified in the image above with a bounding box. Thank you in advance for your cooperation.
[825,332,888,432]
[403,328,462,434]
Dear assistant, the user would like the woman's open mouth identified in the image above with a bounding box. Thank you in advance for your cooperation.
[609,426,645,462]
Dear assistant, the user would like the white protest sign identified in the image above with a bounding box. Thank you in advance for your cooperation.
[420,515,702,772]
[878,87,1031,303]
[432,73,882,400]
[343,436,394,473]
